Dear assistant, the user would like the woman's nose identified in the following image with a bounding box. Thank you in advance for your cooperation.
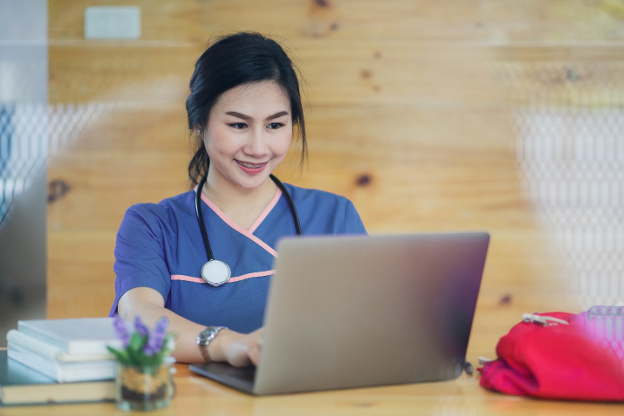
[244,129,269,156]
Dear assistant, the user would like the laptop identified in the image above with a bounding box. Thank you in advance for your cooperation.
[190,232,490,395]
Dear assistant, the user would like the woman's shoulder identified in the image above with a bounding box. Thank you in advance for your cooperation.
[282,182,366,234]
[283,183,352,204]
[282,183,360,218]
[123,190,196,224]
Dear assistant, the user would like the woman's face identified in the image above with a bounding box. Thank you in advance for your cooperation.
[202,81,292,193]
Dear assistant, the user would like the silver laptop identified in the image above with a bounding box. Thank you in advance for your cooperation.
[190,232,489,395]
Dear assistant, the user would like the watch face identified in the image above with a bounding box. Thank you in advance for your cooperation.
[197,326,223,345]
[198,328,212,345]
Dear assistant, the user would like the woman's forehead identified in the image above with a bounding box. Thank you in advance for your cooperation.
[213,81,290,115]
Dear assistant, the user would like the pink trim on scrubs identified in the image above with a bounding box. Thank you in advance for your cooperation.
[199,191,280,258]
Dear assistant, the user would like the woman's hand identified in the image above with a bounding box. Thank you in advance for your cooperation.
[211,328,264,367]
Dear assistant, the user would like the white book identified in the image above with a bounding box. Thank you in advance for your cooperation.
[0,351,114,405]
[16,317,124,355]
[7,343,116,383]
[6,330,114,363]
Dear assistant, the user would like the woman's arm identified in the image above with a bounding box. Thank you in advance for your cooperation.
[118,287,262,366]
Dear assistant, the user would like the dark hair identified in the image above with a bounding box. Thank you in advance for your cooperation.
[186,32,307,187]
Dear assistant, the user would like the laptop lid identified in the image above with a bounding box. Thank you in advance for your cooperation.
[191,232,490,395]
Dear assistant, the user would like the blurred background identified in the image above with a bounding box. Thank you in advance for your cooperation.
[0,0,623,352]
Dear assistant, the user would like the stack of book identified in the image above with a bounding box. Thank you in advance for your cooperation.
[1,317,121,405]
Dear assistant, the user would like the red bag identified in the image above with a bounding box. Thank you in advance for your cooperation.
[479,305,624,401]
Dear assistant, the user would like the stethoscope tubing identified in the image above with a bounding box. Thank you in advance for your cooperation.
[195,171,302,265]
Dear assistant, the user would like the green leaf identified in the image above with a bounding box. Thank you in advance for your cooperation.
[107,346,130,365]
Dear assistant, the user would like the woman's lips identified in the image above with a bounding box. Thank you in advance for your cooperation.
[236,160,267,173]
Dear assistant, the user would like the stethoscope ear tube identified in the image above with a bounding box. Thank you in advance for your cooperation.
[269,174,302,236]
[195,172,302,287]
[195,172,215,262]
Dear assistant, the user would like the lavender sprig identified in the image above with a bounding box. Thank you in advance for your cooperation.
[144,317,169,356]
[113,314,131,347]
[107,315,174,367]
[134,316,150,337]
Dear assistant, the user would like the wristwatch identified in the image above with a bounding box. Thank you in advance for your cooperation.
[197,326,226,363]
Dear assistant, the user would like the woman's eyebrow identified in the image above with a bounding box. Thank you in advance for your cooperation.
[266,111,289,120]
[225,111,251,120]
[225,111,289,121]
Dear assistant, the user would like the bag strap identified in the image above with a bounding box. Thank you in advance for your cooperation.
[521,313,569,326]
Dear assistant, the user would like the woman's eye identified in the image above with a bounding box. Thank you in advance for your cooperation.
[229,123,247,129]
[268,122,285,129]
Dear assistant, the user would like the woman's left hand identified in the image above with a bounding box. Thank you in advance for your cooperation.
[211,327,264,367]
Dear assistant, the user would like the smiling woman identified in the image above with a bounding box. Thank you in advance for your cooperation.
[200,81,293,221]
[110,32,367,367]
[186,32,308,189]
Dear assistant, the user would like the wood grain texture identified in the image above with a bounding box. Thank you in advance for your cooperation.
[47,0,624,368]
[1,359,622,415]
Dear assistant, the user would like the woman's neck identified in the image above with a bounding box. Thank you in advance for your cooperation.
[202,172,278,230]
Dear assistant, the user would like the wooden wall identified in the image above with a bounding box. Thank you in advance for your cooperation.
[47,0,624,353]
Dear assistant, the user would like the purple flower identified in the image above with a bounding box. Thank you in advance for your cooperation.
[144,316,169,356]
[134,316,149,337]
[113,314,131,347]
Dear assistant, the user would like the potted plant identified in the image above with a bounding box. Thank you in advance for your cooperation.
[108,315,175,411]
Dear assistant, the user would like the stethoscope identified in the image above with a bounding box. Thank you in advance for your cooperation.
[195,171,302,287]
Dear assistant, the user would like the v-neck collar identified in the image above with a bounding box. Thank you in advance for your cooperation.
[192,186,283,260]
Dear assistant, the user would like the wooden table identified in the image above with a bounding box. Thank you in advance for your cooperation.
[1,353,622,415]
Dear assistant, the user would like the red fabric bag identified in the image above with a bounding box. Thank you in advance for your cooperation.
[479,305,624,401]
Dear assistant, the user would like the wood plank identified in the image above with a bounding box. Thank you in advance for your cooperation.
[48,46,197,104]
[46,231,117,318]
[49,41,501,106]
[49,0,624,43]
[48,0,488,42]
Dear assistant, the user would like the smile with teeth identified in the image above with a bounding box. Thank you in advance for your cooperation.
[237,160,267,169]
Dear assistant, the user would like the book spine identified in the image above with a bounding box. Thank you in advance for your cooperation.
[6,329,115,362]
[16,320,123,356]
[65,339,123,356]
[16,322,69,351]
[7,346,61,382]
[7,344,116,383]
[6,329,62,361]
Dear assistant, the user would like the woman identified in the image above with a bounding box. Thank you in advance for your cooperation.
[110,32,366,366]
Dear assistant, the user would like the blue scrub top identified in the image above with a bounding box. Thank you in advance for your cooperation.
[110,183,367,333]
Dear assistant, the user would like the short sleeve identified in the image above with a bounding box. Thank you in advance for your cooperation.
[109,204,174,316]
[343,199,367,235]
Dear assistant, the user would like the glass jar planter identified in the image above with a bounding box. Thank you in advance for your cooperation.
[115,361,175,411]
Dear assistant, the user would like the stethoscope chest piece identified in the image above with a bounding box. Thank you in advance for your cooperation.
[201,259,231,287]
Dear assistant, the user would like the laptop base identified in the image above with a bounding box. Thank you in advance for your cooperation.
[190,362,256,394]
